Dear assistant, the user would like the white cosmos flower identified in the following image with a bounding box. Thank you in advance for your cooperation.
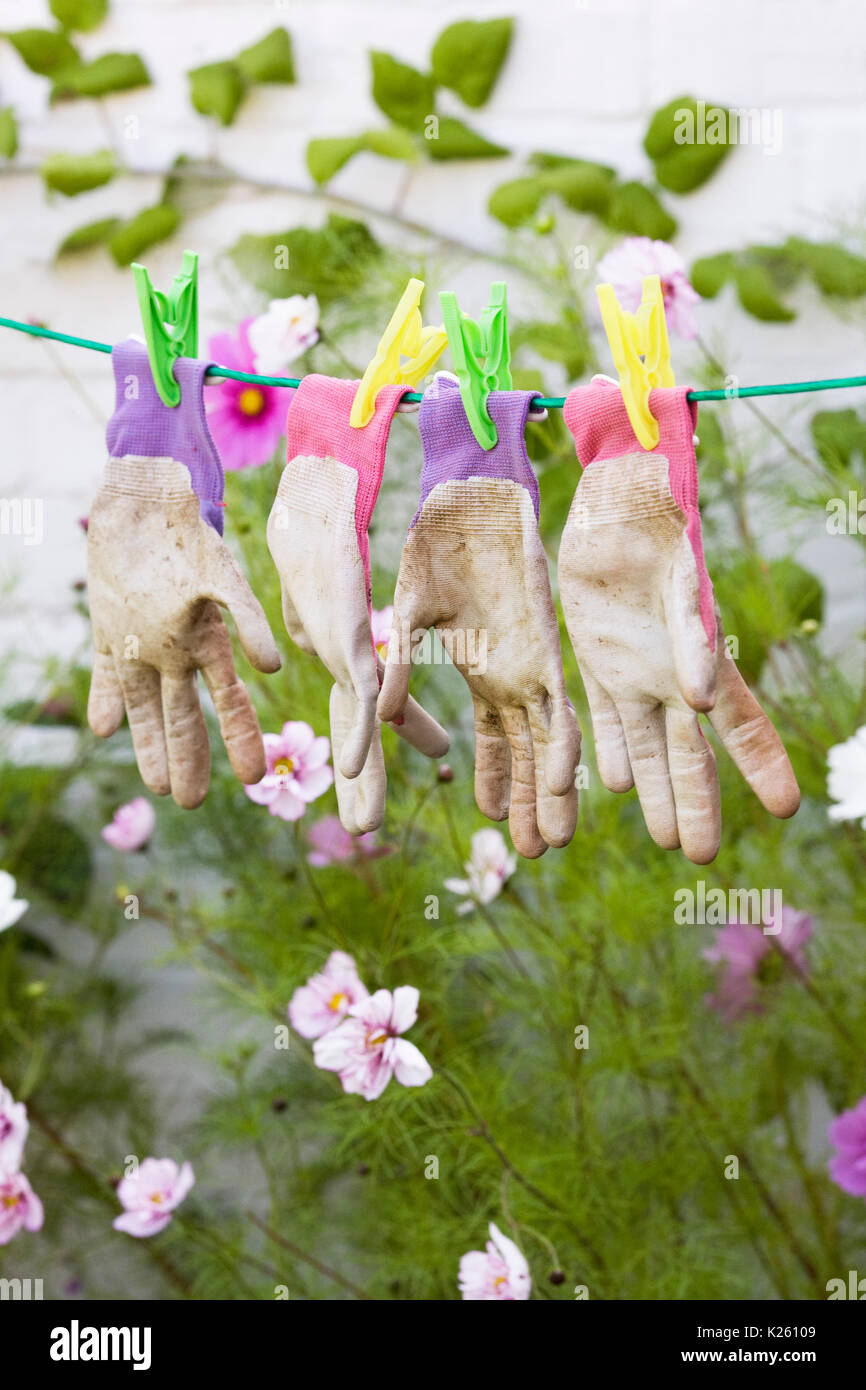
[0,871,28,933]
[827,725,866,827]
[444,828,516,915]
[248,295,319,374]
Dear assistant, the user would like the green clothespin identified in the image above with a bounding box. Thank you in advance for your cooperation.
[439,282,512,450]
[131,250,199,407]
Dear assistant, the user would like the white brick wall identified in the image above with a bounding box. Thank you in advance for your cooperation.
[1,0,865,692]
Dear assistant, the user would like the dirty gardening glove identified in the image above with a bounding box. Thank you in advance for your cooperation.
[378,374,581,859]
[267,375,449,836]
[558,377,800,864]
[87,341,280,809]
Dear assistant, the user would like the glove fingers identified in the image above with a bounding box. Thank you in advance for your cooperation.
[472,696,511,823]
[707,653,801,819]
[529,686,581,798]
[204,529,281,674]
[337,671,379,779]
[663,533,718,712]
[331,684,385,833]
[581,670,633,793]
[161,672,211,809]
[88,649,125,738]
[116,662,170,797]
[279,582,316,657]
[500,706,548,860]
[199,616,267,786]
[618,699,680,850]
[525,694,579,848]
[375,654,449,758]
[377,574,432,725]
[665,705,722,863]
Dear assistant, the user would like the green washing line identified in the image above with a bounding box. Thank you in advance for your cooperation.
[3,314,866,408]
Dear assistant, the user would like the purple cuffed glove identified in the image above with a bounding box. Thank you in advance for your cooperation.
[106,338,225,534]
[414,373,541,521]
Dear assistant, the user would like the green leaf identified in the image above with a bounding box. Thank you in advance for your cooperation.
[370,51,434,131]
[530,150,617,175]
[810,408,866,474]
[236,28,295,84]
[714,555,823,683]
[14,814,93,916]
[188,60,246,125]
[430,18,513,108]
[785,237,866,298]
[56,215,120,255]
[427,116,508,161]
[644,95,733,193]
[41,149,116,195]
[0,107,18,159]
[49,0,108,31]
[606,181,677,239]
[161,155,234,217]
[5,28,79,76]
[690,251,735,298]
[363,126,417,161]
[306,127,417,185]
[51,51,151,100]
[108,204,181,266]
[228,213,382,304]
[542,161,616,216]
[512,320,587,378]
[306,136,364,185]
[733,262,795,321]
[488,176,545,227]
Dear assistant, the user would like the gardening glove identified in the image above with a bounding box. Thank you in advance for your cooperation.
[87,340,281,809]
[267,375,449,836]
[378,374,581,859]
[559,376,800,863]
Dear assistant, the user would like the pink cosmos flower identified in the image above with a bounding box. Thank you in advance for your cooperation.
[0,1170,44,1246]
[371,605,393,660]
[244,721,334,821]
[596,237,701,339]
[288,949,369,1039]
[458,1222,532,1300]
[306,815,388,867]
[113,1157,195,1238]
[0,1080,28,1173]
[101,797,155,852]
[313,986,433,1101]
[206,318,293,471]
[703,906,814,1021]
[828,1096,866,1198]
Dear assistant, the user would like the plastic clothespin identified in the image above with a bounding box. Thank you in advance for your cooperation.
[439,281,512,451]
[596,273,674,450]
[131,250,199,408]
[349,278,447,429]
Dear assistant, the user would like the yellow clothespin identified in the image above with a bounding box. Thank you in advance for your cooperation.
[596,273,675,450]
[350,278,447,428]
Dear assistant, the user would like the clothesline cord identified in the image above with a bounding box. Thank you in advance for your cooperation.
[3,314,866,407]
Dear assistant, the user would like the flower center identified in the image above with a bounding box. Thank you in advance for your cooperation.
[238,387,266,417]
[493,1274,507,1287]
[367,1028,389,1048]
[150,1193,164,1205]
[1,1194,20,1209]
[274,758,295,781]
[329,991,347,1012]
